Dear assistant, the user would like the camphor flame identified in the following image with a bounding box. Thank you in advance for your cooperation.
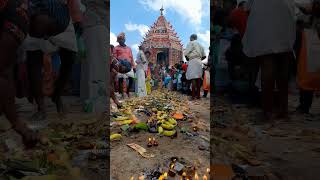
[203,175,208,180]
[163,172,168,177]
[195,172,199,180]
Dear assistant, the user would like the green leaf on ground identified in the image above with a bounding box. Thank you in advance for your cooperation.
[121,124,130,131]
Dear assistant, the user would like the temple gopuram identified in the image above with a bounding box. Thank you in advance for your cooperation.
[141,6,183,67]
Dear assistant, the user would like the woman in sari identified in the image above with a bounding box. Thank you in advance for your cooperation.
[145,51,152,95]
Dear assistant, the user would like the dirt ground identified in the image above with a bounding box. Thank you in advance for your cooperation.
[212,92,320,180]
[0,97,107,180]
[110,92,210,180]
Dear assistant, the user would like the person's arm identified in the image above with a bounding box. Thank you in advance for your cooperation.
[129,49,136,69]
[68,0,84,35]
[68,0,83,22]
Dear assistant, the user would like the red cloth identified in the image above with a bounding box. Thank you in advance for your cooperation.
[182,64,188,72]
[228,8,248,38]
[67,0,83,23]
[113,45,135,69]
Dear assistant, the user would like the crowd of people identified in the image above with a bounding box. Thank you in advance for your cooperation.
[213,0,320,120]
[0,0,108,147]
[110,32,210,108]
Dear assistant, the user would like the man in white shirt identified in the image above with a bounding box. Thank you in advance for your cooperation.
[184,34,206,100]
[242,0,296,120]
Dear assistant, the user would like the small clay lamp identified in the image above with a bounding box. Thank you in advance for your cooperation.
[194,172,199,180]
[152,137,158,146]
[193,127,198,132]
[147,138,153,147]
[182,172,187,180]
[168,163,176,177]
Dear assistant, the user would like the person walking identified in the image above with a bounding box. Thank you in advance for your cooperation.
[242,0,296,121]
[184,34,206,100]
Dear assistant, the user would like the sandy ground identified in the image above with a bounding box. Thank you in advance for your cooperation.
[110,93,210,180]
[213,92,320,180]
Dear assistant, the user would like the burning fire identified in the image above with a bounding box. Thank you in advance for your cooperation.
[194,172,199,180]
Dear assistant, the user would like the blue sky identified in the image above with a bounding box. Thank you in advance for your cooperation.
[110,0,210,62]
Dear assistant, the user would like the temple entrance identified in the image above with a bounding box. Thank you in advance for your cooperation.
[156,51,168,66]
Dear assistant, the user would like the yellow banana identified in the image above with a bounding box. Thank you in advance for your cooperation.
[167,118,177,125]
[110,134,122,140]
[161,123,175,130]
[163,130,176,137]
[158,126,164,134]
[123,110,132,115]
[119,120,133,125]
[113,116,129,121]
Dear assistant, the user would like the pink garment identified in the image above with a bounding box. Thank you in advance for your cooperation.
[67,0,83,23]
[114,45,135,68]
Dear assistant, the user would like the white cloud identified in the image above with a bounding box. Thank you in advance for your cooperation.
[125,23,150,37]
[131,44,139,53]
[138,0,209,26]
[110,32,118,46]
[197,30,210,47]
